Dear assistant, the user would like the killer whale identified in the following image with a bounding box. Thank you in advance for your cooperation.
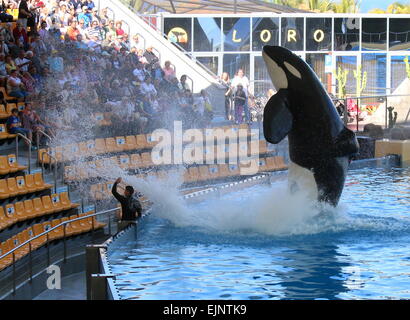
[262,45,359,206]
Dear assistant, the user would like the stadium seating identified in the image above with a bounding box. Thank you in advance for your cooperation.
[0,211,106,271]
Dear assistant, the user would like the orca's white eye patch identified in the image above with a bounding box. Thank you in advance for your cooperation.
[284,61,302,79]
[262,51,288,90]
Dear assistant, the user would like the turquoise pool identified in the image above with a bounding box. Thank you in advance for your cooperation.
[108,166,410,300]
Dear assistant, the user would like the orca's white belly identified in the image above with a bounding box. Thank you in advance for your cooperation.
[288,161,318,201]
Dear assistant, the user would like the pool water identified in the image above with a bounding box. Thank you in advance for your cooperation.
[108,167,410,300]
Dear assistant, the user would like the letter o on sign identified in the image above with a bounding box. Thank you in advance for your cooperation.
[260,29,271,43]
[313,29,324,42]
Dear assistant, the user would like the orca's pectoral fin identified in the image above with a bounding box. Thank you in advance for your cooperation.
[263,89,293,144]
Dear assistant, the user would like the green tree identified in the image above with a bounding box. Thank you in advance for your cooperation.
[369,2,410,13]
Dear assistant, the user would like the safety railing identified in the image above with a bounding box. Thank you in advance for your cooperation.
[0,207,119,296]
[185,74,194,92]
[36,130,52,162]
[15,133,31,174]
[41,151,58,193]
[109,0,223,83]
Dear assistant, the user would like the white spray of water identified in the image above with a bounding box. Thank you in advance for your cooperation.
[78,157,410,237]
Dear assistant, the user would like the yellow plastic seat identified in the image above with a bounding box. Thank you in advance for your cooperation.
[0,207,13,230]
[0,104,8,118]
[33,198,46,217]
[68,215,83,235]
[6,177,19,197]
[7,154,27,172]
[0,124,15,139]
[12,202,27,222]
[0,156,10,175]
[228,164,240,176]
[258,158,269,172]
[78,213,92,232]
[38,148,51,164]
[94,138,106,154]
[34,172,53,190]
[115,136,126,152]
[136,134,148,149]
[219,164,230,178]
[60,192,80,209]
[198,166,209,181]
[0,179,10,199]
[124,135,137,151]
[274,156,287,170]
[24,174,38,192]
[0,241,13,271]
[105,138,117,153]
[6,103,16,115]
[208,165,220,179]
[23,199,36,219]
[188,167,200,182]
[15,176,27,195]
[31,223,47,249]
[41,196,55,215]
[49,219,63,240]
[60,217,74,236]
[50,193,65,212]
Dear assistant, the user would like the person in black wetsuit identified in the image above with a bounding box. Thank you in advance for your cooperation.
[111,177,142,232]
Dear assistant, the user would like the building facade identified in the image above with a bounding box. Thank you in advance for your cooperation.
[159,13,410,98]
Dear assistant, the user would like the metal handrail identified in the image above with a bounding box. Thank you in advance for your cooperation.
[114,0,222,83]
[15,133,31,174]
[36,130,52,151]
[41,151,57,193]
[185,74,194,92]
[0,206,120,294]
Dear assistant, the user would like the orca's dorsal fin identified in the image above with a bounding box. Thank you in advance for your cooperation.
[263,89,293,144]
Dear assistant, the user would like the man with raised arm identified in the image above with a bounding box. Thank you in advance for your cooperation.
[111,177,142,232]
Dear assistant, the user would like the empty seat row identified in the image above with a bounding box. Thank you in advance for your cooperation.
[0,192,79,232]
[63,140,273,182]
[0,103,25,120]
[39,124,259,164]
[0,154,27,176]
[0,211,106,271]
[0,173,52,200]
[89,156,287,201]
[39,134,157,164]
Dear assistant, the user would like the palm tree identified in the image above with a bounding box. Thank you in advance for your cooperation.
[330,0,361,13]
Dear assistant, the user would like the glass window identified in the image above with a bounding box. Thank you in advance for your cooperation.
[223,17,250,52]
[223,54,250,81]
[362,53,386,96]
[306,53,328,87]
[193,18,222,52]
[391,56,408,92]
[336,56,357,96]
[281,17,304,51]
[196,56,219,75]
[254,55,275,97]
[389,18,410,51]
[306,18,332,51]
[361,18,387,51]
[164,18,192,51]
[334,18,360,51]
[252,17,279,51]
